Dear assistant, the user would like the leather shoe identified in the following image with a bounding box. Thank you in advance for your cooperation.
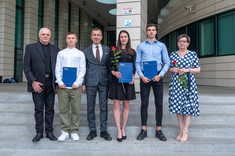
[155,130,167,141]
[32,132,43,142]
[100,131,112,141]
[46,132,57,141]
[117,137,122,142]
[137,129,147,140]
[87,130,97,140]
[122,136,127,140]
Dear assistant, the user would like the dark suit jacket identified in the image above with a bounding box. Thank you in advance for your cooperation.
[83,45,111,86]
[24,42,60,92]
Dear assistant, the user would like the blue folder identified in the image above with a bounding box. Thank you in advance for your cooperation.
[143,61,158,80]
[118,63,133,83]
[62,67,77,87]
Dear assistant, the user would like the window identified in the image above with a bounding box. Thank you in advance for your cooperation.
[68,2,71,32]
[218,11,235,55]
[14,0,25,82]
[199,18,215,56]
[187,22,198,53]
[169,31,177,53]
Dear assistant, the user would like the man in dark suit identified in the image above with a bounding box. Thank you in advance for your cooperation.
[82,27,112,141]
[24,27,59,142]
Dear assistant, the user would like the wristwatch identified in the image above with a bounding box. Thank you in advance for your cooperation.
[158,74,162,79]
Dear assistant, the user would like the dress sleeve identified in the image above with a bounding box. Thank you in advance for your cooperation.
[192,51,200,68]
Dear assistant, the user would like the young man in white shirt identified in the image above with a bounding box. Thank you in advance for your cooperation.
[55,32,86,141]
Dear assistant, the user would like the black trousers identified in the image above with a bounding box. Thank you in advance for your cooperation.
[86,84,108,131]
[140,79,163,127]
[32,78,55,134]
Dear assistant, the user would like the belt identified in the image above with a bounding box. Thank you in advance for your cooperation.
[45,74,50,78]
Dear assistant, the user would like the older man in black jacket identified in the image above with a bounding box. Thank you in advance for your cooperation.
[24,27,60,142]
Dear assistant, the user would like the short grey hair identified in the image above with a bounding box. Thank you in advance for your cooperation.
[38,27,51,35]
[91,27,102,36]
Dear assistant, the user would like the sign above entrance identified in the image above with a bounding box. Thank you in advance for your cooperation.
[123,8,133,15]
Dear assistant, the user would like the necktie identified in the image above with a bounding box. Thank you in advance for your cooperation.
[96,46,100,64]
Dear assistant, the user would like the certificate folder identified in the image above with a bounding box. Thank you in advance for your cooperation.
[118,63,133,83]
[62,67,77,87]
[143,61,158,80]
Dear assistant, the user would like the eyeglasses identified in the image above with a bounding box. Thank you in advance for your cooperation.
[178,41,188,43]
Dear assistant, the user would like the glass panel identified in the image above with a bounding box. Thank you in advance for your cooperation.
[199,19,215,56]
[54,0,59,47]
[107,31,116,47]
[16,0,23,7]
[218,11,235,55]
[169,31,177,53]
[187,22,198,53]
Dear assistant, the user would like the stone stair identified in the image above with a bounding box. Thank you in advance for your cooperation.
[0,85,235,155]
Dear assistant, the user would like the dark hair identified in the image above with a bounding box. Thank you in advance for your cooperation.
[116,30,134,56]
[177,34,191,44]
[146,23,157,31]
[66,32,77,37]
[91,27,103,36]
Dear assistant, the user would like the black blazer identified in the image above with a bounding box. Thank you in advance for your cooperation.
[24,42,60,92]
[83,45,111,86]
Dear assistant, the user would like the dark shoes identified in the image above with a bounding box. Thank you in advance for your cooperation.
[100,131,112,141]
[137,129,147,140]
[87,130,97,140]
[117,137,122,142]
[46,132,57,141]
[32,132,43,142]
[122,136,127,140]
[155,130,167,141]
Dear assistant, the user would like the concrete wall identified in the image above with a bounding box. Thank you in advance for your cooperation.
[158,0,235,87]
[0,0,16,81]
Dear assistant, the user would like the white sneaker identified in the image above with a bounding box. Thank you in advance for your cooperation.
[58,131,69,142]
[71,133,79,141]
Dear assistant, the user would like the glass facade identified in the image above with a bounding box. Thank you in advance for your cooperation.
[160,9,235,58]
[68,2,71,32]
[14,0,25,82]
[54,0,59,47]
[199,18,215,56]
[38,0,43,33]
[218,11,235,55]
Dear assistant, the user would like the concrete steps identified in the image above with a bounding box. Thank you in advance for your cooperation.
[0,89,235,155]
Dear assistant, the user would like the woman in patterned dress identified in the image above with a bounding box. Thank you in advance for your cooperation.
[109,30,136,142]
[168,34,201,142]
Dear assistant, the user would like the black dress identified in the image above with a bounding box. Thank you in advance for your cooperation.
[109,49,136,100]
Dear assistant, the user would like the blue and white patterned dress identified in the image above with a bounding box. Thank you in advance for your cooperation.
[169,51,200,116]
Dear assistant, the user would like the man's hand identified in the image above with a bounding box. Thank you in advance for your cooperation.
[141,76,150,83]
[82,85,86,94]
[55,85,59,94]
[72,84,78,89]
[32,81,43,93]
[152,75,160,82]
[59,84,66,88]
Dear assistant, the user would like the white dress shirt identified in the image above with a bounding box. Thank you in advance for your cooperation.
[55,47,86,88]
[92,44,103,61]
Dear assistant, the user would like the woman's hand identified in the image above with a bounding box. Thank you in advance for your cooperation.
[112,71,121,79]
[178,68,187,75]
[129,75,135,84]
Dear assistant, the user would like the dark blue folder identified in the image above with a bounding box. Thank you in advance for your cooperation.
[143,61,158,80]
[62,67,77,87]
[118,63,133,83]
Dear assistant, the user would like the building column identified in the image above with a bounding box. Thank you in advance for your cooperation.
[58,0,69,50]
[116,0,147,92]
[70,2,79,48]
[23,0,38,81]
[44,0,56,44]
[79,9,93,50]
[0,0,16,82]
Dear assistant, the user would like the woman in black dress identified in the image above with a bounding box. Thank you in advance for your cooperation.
[109,30,136,142]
